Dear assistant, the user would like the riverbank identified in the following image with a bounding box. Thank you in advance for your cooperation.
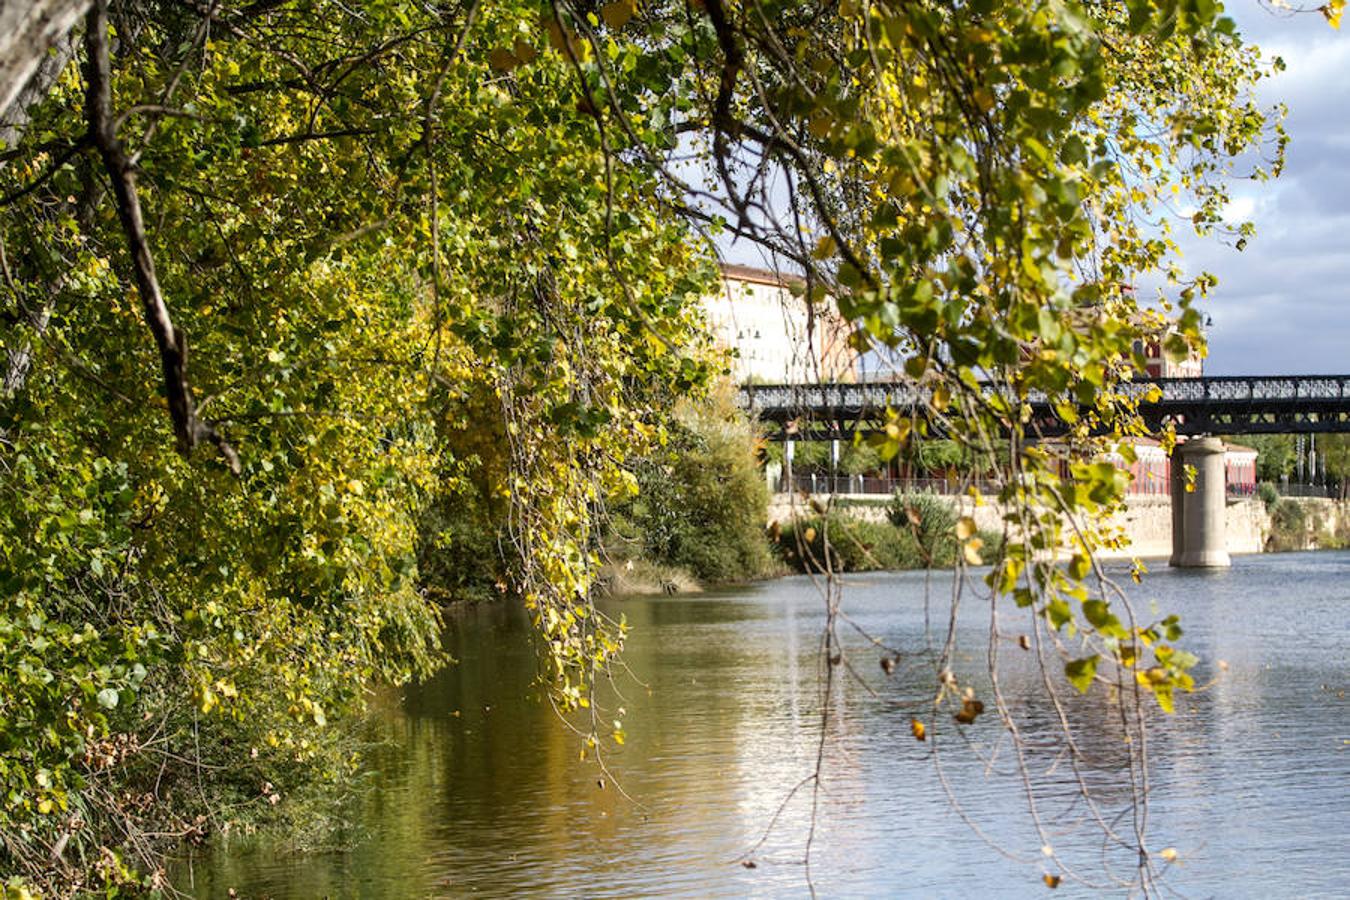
[767,493,1350,560]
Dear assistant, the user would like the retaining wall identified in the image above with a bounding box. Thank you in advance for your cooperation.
[765,493,1346,560]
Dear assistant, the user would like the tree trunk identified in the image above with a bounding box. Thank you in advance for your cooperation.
[0,0,91,123]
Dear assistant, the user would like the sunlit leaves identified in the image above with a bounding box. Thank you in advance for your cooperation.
[0,2,722,885]
[1322,0,1345,30]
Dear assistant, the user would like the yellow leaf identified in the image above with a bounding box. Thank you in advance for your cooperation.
[884,416,912,442]
[1160,847,1178,863]
[953,695,985,724]
[962,537,984,566]
[601,0,637,29]
[1322,0,1344,28]
[1043,873,1062,889]
[803,526,817,543]
[932,384,951,412]
[956,516,977,540]
[910,717,926,741]
[488,47,518,72]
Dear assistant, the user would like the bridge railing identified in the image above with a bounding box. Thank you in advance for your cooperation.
[743,376,1350,407]
[778,474,1002,497]
[741,375,1350,436]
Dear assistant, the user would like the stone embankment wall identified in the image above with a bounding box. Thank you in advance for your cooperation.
[766,494,1350,559]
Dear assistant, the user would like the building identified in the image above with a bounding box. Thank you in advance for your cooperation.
[1133,328,1204,378]
[1223,443,1258,496]
[702,264,856,384]
[1113,438,1171,497]
[1111,438,1258,498]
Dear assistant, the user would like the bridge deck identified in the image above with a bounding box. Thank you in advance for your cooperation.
[738,375,1350,437]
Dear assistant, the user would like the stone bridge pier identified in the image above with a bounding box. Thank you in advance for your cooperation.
[1169,436,1231,567]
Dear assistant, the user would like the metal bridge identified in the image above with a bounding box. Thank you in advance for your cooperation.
[738,375,1350,438]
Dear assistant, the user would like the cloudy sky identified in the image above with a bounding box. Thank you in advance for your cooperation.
[1183,5,1349,374]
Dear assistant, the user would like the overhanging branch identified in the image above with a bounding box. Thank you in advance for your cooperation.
[83,0,239,474]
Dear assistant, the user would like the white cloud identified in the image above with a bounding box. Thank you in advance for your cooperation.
[1169,9,1350,374]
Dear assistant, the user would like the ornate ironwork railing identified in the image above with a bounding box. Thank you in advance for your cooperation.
[738,375,1350,436]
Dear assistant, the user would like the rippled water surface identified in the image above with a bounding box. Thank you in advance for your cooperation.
[183,552,1350,897]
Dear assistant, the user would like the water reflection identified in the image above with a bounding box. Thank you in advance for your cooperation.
[181,553,1350,898]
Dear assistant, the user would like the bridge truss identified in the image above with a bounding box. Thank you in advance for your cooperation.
[738,375,1350,439]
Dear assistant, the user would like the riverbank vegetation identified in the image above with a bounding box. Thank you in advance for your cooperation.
[1254,478,1350,552]
[601,384,777,590]
[776,491,1003,574]
[0,0,1303,894]
[1264,495,1350,552]
[1231,435,1350,499]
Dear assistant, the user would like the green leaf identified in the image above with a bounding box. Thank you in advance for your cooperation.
[1046,598,1074,631]
[1065,655,1099,693]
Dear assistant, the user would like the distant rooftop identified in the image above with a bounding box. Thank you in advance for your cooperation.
[719,262,805,288]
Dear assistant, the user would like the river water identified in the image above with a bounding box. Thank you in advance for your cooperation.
[182,552,1349,898]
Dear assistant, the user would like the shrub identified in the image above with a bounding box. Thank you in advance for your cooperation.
[887,491,959,564]
[1257,481,1279,511]
[790,440,831,473]
[1268,498,1309,551]
[774,513,1000,573]
[839,442,882,476]
[612,387,775,585]
[776,516,925,573]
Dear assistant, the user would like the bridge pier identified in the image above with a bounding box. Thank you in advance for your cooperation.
[1169,437,1231,568]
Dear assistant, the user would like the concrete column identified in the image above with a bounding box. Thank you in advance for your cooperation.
[1171,437,1231,568]
[1169,454,1186,566]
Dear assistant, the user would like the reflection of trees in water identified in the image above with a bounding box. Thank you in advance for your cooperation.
[185,568,1345,896]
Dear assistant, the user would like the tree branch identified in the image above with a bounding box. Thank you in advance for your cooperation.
[83,0,239,474]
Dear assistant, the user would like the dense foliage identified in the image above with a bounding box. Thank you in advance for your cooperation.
[0,0,1315,893]
[608,386,775,584]
[0,1,715,891]
[776,491,1004,573]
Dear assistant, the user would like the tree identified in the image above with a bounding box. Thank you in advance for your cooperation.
[0,0,1313,894]
[1,2,713,891]
[507,1,1291,892]
[0,0,90,118]
[1234,434,1297,482]
[1317,433,1350,498]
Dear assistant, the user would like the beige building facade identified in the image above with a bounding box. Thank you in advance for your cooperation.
[702,264,855,384]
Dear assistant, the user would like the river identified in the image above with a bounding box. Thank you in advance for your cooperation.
[180,551,1349,897]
